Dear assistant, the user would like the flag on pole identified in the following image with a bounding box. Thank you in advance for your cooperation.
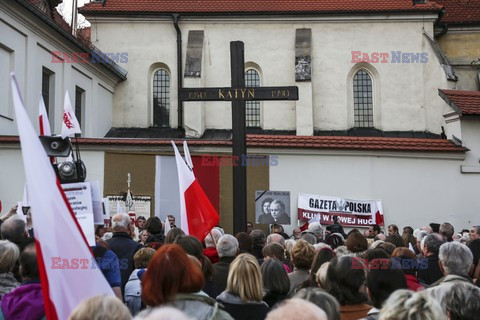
[60,91,81,139]
[39,94,51,136]
[371,201,384,226]
[10,73,114,320]
[171,141,219,241]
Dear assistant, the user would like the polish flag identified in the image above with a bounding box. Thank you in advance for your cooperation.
[371,201,384,226]
[10,74,114,320]
[171,141,219,241]
[38,94,51,136]
[61,91,81,139]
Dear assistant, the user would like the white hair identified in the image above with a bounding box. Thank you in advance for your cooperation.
[380,290,446,320]
[217,234,239,258]
[439,241,473,277]
[313,243,331,251]
[266,233,285,247]
[111,213,131,229]
[308,222,324,239]
[205,228,222,248]
[102,232,113,241]
[266,298,327,320]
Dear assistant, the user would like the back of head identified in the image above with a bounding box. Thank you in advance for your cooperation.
[380,290,446,320]
[443,282,480,320]
[19,243,38,281]
[261,258,290,295]
[0,217,26,244]
[294,288,340,320]
[146,217,163,235]
[262,242,286,261]
[266,298,327,320]
[390,247,418,275]
[440,222,454,240]
[308,222,324,241]
[227,253,263,302]
[325,234,344,250]
[430,223,440,233]
[365,248,390,261]
[376,242,396,256]
[235,232,252,253]
[311,248,336,275]
[367,259,408,308]
[439,241,473,277]
[266,233,285,247]
[301,232,317,245]
[134,247,156,269]
[217,234,239,258]
[142,244,204,306]
[326,256,367,305]
[346,232,368,253]
[175,235,203,259]
[385,234,405,249]
[291,239,315,269]
[204,228,222,248]
[111,213,131,231]
[250,229,266,247]
[0,240,20,273]
[68,295,131,320]
[165,227,185,244]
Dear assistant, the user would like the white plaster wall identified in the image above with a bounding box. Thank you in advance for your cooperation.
[270,153,480,234]
[0,2,118,137]
[0,148,105,209]
[462,118,480,165]
[0,149,26,211]
[90,21,178,128]
[89,16,451,133]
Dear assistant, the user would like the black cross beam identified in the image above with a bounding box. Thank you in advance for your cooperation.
[180,41,299,235]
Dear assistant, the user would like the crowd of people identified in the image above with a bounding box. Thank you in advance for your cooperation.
[1,203,480,320]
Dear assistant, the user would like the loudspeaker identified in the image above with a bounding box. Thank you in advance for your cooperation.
[39,136,72,157]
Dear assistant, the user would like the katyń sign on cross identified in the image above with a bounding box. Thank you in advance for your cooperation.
[180,41,299,234]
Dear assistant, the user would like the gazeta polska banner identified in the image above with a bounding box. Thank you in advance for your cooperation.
[297,193,384,226]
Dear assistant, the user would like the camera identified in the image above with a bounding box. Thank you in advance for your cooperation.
[39,136,87,184]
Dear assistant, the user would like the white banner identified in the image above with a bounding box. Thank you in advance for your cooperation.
[297,193,384,226]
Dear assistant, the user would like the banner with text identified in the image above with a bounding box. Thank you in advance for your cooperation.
[297,193,384,227]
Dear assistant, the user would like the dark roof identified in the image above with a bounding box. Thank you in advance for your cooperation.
[80,0,441,15]
[436,0,480,25]
[439,89,480,115]
[0,132,467,153]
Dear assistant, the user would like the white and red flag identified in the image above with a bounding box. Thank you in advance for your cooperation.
[38,94,51,136]
[10,74,113,320]
[60,91,81,139]
[171,141,219,241]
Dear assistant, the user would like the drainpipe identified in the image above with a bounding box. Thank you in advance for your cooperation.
[172,14,183,131]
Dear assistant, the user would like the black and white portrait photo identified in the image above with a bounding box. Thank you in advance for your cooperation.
[255,191,291,225]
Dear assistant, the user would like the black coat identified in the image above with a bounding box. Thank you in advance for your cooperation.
[212,257,235,292]
[417,254,444,285]
[106,232,143,296]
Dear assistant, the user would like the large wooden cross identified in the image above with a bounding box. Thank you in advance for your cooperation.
[179,41,298,235]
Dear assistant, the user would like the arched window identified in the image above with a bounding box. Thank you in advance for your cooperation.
[245,69,260,127]
[153,69,170,127]
[353,70,373,128]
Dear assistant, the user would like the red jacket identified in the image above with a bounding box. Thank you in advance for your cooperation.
[405,274,424,291]
[203,247,219,264]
